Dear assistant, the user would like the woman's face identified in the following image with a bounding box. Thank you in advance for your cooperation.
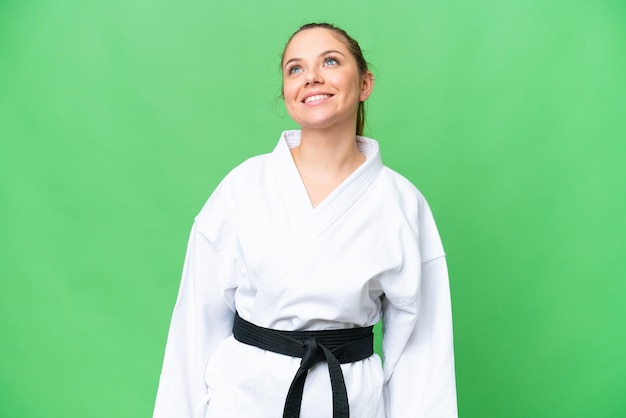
[281,28,373,133]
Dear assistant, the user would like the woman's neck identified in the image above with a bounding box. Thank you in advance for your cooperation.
[290,126,366,208]
[297,123,363,166]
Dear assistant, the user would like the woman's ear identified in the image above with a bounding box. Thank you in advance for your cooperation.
[359,71,374,102]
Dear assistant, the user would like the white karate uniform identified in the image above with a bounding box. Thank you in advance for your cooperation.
[153,130,457,417]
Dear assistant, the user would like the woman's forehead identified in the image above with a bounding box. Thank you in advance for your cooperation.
[283,28,348,59]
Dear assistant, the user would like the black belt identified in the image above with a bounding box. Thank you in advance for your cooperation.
[232,312,374,418]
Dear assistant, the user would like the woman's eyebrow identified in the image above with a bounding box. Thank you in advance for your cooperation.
[319,49,346,58]
[283,57,301,70]
[283,50,347,70]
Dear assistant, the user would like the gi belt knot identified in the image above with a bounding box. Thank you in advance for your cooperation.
[284,336,348,418]
[301,337,321,367]
[232,312,373,418]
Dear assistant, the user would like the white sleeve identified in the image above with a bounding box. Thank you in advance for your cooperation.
[153,223,235,418]
[382,256,457,417]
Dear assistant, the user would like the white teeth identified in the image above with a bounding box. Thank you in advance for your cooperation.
[304,94,331,103]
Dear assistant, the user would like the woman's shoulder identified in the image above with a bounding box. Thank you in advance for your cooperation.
[226,152,273,181]
[378,166,429,207]
[193,152,272,226]
[378,166,446,260]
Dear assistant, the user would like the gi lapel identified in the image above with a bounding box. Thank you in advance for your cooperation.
[250,131,383,326]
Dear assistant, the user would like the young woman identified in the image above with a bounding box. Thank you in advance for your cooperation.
[154,23,457,418]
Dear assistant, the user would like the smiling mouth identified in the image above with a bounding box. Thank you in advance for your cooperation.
[303,94,333,104]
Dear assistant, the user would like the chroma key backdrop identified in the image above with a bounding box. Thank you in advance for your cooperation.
[1,0,624,417]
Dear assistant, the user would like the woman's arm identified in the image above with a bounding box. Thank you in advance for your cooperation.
[382,256,457,417]
[153,223,235,418]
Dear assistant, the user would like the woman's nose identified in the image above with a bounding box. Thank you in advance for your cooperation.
[305,68,323,85]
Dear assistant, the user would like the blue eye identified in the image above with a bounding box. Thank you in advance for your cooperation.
[288,65,303,75]
[324,57,338,66]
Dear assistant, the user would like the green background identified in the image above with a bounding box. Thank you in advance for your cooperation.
[1,0,624,417]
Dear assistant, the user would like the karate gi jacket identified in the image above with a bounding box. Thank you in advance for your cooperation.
[154,130,457,417]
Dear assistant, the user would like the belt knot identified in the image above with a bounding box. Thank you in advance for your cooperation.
[301,337,322,368]
[232,312,373,418]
